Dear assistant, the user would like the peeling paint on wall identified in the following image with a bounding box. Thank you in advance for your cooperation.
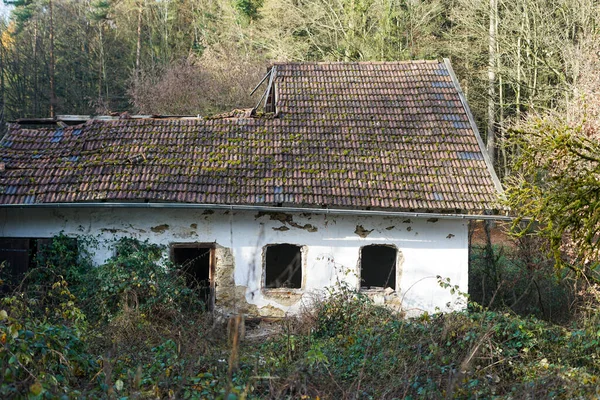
[1,208,469,317]
[354,225,373,238]
[150,224,169,233]
[101,228,129,234]
[256,212,318,232]
[262,289,303,307]
[214,247,259,315]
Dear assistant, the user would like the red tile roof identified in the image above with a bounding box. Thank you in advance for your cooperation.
[0,60,501,212]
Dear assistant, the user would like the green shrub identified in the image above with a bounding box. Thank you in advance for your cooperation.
[2,233,600,398]
[87,238,204,323]
[313,282,393,338]
[0,285,98,398]
[469,236,576,322]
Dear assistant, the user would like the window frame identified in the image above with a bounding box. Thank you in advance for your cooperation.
[169,242,216,310]
[262,243,305,292]
[0,236,78,291]
[358,244,400,291]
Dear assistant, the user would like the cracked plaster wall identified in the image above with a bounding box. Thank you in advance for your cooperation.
[0,208,468,316]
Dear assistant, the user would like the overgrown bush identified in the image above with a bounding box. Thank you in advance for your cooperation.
[312,283,393,338]
[2,234,600,398]
[469,233,577,323]
[0,281,98,398]
[261,292,600,399]
[86,238,205,324]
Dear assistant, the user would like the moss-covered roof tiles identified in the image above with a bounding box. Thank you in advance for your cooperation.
[0,60,501,213]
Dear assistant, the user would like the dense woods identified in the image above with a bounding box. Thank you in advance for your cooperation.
[0,1,597,125]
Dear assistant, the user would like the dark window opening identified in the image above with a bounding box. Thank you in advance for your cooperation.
[265,244,302,289]
[0,238,34,291]
[360,245,397,289]
[171,245,213,309]
[0,237,77,293]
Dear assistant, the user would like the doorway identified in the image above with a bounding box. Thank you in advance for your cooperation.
[171,243,215,310]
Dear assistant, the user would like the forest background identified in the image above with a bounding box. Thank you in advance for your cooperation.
[0,0,596,176]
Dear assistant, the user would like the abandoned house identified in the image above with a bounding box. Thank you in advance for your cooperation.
[0,59,503,316]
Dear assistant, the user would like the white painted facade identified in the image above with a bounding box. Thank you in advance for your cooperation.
[0,207,469,316]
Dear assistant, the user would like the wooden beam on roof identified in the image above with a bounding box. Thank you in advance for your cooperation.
[263,66,277,112]
[57,115,91,121]
[249,69,272,96]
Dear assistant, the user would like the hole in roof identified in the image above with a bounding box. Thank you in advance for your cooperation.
[457,151,484,161]
[50,129,64,143]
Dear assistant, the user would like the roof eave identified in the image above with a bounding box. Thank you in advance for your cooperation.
[0,201,514,221]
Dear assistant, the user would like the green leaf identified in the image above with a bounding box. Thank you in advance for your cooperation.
[29,381,43,396]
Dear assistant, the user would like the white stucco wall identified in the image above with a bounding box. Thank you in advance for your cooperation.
[0,207,469,316]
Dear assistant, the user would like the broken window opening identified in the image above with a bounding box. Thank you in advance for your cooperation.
[0,238,34,292]
[360,245,397,290]
[171,244,214,310]
[0,237,77,293]
[264,244,302,289]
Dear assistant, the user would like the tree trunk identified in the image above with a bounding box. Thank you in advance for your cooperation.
[135,1,144,87]
[49,0,56,118]
[487,0,497,165]
[33,19,38,117]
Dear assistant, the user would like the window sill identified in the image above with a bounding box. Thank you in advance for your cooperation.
[360,287,396,295]
[262,288,304,305]
[262,287,303,295]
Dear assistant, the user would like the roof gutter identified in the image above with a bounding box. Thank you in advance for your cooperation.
[0,202,515,221]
